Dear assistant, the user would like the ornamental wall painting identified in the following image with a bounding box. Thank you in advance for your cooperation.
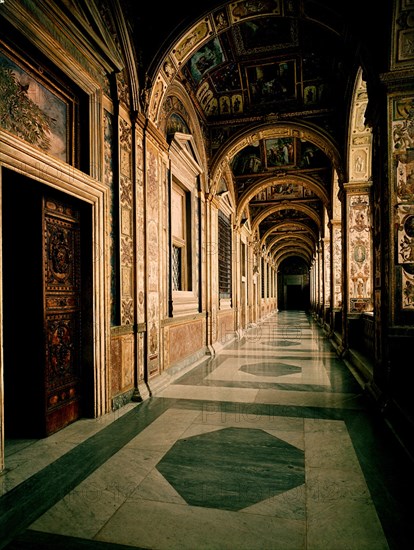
[396,205,414,309]
[232,17,298,55]
[303,83,326,106]
[229,0,282,23]
[392,96,414,310]
[298,140,330,169]
[213,9,229,32]
[219,93,244,115]
[265,137,294,167]
[392,97,414,153]
[0,48,70,162]
[324,244,331,305]
[349,195,372,312]
[187,37,225,84]
[210,62,241,93]
[267,182,303,199]
[333,225,342,308]
[232,143,262,175]
[396,151,414,201]
[402,265,414,308]
[391,0,414,68]
[254,182,315,201]
[246,60,296,104]
[173,20,211,64]
[166,113,191,135]
[397,206,414,264]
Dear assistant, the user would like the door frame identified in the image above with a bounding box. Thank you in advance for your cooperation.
[0,131,111,469]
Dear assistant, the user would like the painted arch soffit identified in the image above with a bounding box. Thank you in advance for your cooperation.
[145,0,354,135]
[260,221,318,246]
[236,173,329,222]
[251,202,321,233]
[272,243,313,264]
[210,121,342,188]
[275,249,312,267]
[267,233,315,254]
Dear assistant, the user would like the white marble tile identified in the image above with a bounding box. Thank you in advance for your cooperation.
[192,409,304,433]
[306,499,389,550]
[262,428,305,451]
[124,408,201,451]
[30,446,161,539]
[304,419,389,550]
[205,357,331,386]
[256,389,363,409]
[0,440,76,495]
[304,430,362,471]
[30,481,125,539]
[306,466,372,505]
[158,384,259,403]
[241,484,305,520]
[129,467,187,505]
[94,499,305,550]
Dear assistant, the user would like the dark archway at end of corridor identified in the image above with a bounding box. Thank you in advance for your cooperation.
[278,256,310,311]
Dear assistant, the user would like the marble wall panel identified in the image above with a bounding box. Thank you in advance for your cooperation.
[217,310,235,344]
[110,337,122,395]
[169,321,203,365]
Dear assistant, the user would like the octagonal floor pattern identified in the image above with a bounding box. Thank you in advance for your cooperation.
[1,311,412,549]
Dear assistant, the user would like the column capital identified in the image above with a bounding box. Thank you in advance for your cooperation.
[342,180,373,194]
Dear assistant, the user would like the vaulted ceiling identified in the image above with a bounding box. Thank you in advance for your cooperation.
[123,0,388,270]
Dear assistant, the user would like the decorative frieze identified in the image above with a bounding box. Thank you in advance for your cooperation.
[348,194,372,313]
[119,118,134,325]
[391,94,414,311]
[391,0,414,70]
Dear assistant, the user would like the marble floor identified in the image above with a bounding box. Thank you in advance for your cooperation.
[0,311,412,549]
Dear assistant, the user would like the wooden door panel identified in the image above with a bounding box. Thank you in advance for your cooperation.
[43,198,82,435]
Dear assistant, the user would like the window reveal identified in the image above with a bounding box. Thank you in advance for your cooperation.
[218,211,232,299]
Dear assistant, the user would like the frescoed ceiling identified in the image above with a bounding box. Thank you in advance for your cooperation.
[123,0,386,268]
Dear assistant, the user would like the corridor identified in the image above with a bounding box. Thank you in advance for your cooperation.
[0,311,412,550]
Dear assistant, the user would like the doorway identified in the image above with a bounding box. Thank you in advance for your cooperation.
[2,170,93,438]
[286,284,304,310]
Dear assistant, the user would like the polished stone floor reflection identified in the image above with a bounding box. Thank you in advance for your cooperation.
[1,311,412,549]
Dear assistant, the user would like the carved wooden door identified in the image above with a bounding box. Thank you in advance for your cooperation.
[43,197,82,435]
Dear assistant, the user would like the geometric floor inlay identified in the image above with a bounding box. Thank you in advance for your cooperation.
[266,340,301,347]
[156,427,305,511]
[240,362,302,377]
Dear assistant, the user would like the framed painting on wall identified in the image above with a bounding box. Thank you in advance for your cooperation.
[0,43,75,164]
[265,137,295,167]
[246,60,296,105]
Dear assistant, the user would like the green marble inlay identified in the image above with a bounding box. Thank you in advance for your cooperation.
[240,362,302,377]
[156,427,305,511]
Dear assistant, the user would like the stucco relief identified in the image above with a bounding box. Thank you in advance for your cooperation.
[350,149,369,181]
[148,76,167,124]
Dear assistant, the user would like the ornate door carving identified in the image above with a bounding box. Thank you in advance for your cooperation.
[43,197,82,435]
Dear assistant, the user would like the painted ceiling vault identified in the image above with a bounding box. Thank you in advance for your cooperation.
[123,0,385,268]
